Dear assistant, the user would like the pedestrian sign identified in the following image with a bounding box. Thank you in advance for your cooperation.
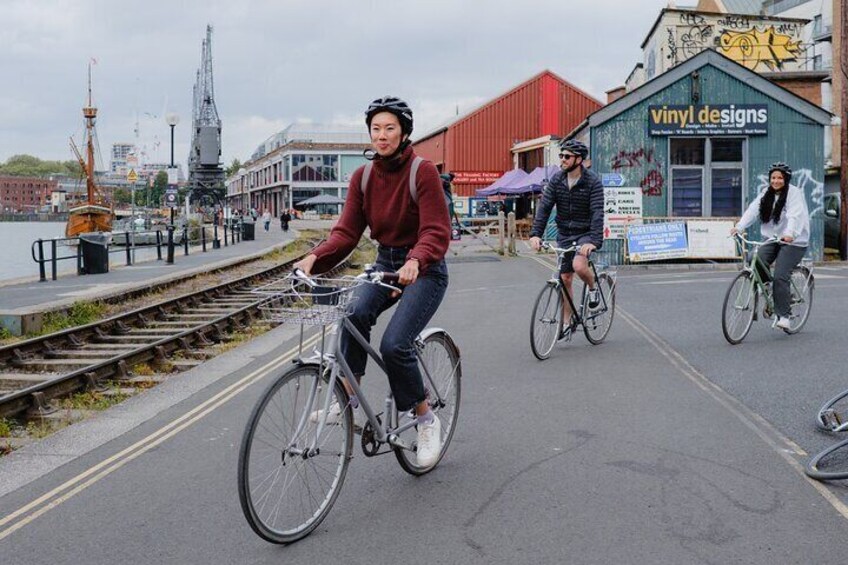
[127,169,138,183]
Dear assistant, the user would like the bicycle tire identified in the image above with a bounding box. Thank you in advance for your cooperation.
[722,271,756,345]
[394,330,462,476]
[582,272,616,345]
[815,388,848,432]
[784,266,813,335]
[530,282,563,360]
[805,437,848,481]
[238,364,353,544]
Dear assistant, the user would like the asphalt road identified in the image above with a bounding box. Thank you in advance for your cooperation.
[2,254,848,564]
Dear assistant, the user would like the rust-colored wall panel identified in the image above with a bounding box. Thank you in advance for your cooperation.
[415,71,602,189]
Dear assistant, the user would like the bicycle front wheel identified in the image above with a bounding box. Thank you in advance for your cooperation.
[722,271,756,345]
[583,272,616,345]
[394,330,462,476]
[530,282,563,360]
[238,365,353,544]
[784,266,813,334]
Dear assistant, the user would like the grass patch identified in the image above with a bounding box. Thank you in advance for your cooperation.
[39,301,106,335]
[26,419,59,439]
[132,363,155,376]
[60,383,131,411]
[0,418,13,437]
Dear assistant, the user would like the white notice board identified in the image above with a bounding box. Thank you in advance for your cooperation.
[687,220,738,258]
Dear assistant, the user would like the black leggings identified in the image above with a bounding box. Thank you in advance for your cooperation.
[755,242,807,318]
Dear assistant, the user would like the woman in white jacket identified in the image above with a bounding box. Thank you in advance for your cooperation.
[731,162,810,330]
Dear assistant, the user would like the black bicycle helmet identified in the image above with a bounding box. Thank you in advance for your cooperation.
[768,161,792,181]
[559,139,589,159]
[365,96,414,136]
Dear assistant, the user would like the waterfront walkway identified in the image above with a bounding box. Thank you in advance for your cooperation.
[0,221,327,334]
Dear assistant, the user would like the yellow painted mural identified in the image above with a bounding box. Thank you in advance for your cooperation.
[718,25,802,71]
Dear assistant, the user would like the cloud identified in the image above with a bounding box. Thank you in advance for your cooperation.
[0,0,672,168]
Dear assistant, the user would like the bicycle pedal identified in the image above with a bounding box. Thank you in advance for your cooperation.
[821,409,843,431]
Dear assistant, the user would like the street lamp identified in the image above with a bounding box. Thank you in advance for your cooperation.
[165,113,179,264]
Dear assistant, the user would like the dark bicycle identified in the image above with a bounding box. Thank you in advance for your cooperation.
[529,242,616,360]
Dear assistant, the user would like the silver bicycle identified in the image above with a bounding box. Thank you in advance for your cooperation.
[237,266,462,544]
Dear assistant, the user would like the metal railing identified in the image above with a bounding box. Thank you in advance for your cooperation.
[31,222,245,282]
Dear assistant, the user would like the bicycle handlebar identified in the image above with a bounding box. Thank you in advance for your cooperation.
[292,266,403,294]
[731,233,782,247]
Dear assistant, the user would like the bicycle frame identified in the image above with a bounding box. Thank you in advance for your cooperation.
[545,244,614,328]
[299,315,450,456]
[732,235,813,319]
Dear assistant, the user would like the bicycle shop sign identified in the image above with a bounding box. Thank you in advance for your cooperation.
[648,104,769,136]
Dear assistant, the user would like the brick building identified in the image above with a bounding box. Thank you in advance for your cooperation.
[0,176,57,213]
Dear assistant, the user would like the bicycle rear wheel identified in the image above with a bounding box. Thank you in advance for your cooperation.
[722,271,756,345]
[582,272,616,345]
[530,282,563,360]
[394,330,462,476]
[784,266,813,334]
[805,437,848,481]
[238,365,353,544]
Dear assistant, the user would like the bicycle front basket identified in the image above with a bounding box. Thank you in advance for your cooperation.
[254,275,362,326]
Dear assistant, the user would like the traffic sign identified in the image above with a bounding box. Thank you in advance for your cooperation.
[165,188,178,208]
[127,168,138,183]
[601,173,625,187]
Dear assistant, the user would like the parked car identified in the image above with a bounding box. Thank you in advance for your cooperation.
[824,193,841,250]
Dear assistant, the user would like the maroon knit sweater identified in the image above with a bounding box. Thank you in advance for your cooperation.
[311,146,450,274]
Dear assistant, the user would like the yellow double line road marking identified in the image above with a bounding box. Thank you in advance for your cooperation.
[0,334,321,541]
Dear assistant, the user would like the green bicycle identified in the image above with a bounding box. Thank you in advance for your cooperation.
[721,233,814,345]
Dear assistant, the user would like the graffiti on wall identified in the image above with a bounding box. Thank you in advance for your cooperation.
[658,12,808,75]
[610,148,665,197]
[719,26,803,71]
[755,168,824,217]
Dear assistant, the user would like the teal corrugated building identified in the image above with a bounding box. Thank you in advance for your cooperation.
[574,50,831,261]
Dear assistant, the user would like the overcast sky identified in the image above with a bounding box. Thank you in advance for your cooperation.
[2,0,679,171]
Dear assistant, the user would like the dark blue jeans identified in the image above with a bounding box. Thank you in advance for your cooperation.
[339,245,449,412]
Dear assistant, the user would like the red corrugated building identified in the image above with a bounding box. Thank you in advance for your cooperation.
[413,70,603,197]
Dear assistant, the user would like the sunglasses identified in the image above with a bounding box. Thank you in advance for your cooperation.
[559,153,579,160]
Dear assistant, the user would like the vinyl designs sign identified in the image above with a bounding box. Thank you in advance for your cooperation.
[649,104,768,135]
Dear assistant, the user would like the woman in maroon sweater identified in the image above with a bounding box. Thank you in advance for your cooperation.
[294,96,450,468]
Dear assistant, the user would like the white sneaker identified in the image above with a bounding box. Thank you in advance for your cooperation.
[416,415,442,467]
[309,401,343,425]
[775,316,791,330]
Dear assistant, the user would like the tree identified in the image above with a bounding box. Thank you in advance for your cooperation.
[225,158,242,177]
[151,170,168,206]
[0,154,85,178]
[112,188,133,205]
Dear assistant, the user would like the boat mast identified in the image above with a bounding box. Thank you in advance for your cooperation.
[82,62,98,204]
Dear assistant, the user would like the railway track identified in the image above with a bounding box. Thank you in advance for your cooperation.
[0,250,349,425]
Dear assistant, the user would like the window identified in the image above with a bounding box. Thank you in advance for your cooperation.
[292,154,338,182]
[669,137,745,217]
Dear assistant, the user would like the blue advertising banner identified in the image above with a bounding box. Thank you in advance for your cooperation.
[627,222,688,262]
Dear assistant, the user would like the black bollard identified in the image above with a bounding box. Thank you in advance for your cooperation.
[51,239,58,281]
[167,226,175,264]
[36,239,46,282]
[202,225,207,252]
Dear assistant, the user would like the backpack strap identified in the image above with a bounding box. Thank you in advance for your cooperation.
[360,162,374,196]
[360,156,424,203]
[409,156,423,204]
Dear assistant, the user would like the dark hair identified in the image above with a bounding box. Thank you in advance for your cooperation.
[758,173,789,224]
